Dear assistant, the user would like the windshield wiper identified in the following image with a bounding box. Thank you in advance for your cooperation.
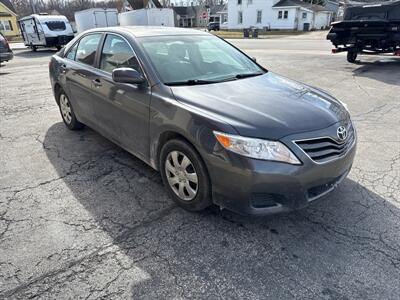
[165,72,265,86]
[234,72,264,79]
[165,79,218,86]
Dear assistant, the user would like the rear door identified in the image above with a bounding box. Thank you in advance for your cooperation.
[63,33,103,124]
[89,33,151,160]
[22,18,43,45]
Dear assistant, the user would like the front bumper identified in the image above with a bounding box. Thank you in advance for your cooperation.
[207,123,357,216]
[0,51,13,62]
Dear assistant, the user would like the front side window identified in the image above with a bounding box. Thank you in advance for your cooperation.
[75,33,102,66]
[100,34,141,73]
[257,10,262,23]
[238,11,243,24]
[140,35,264,85]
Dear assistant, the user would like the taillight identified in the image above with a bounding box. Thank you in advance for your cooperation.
[4,37,10,49]
[49,60,52,69]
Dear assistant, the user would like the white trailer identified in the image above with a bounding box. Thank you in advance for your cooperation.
[18,14,74,51]
[74,8,119,33]
[119,8,177,27]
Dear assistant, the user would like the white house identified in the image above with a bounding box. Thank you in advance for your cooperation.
[227,0,335,30]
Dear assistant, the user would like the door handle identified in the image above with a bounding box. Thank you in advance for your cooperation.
[92,78,102,87]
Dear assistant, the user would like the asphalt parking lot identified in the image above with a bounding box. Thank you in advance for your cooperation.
[0,36,399,299]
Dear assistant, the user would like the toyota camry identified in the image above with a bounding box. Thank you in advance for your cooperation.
[49,27,357,215]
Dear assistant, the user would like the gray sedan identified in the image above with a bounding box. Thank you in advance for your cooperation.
[49,27,356,215]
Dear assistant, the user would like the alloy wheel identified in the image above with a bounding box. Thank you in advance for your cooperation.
[165,151,198,201]
[59,94,72,124]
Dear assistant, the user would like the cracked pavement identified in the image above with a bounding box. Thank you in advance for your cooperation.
[0,37,399,299]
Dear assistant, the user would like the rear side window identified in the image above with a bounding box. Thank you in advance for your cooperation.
[100,34,141,73]
[66,42,78,60]
[75,33,102,66]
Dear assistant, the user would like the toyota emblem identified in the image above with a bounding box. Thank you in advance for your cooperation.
[337,126,347,141]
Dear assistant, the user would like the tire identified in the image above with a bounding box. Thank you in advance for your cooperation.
[31,45,37,52]
[56,45,62,51]
[347,50,358,63]
[159,139,212,211]
[58,91,84,130]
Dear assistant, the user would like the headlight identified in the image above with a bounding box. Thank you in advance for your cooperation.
[213,131,301,165]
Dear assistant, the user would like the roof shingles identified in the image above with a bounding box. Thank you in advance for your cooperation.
[0,0,17,14]
[273,0,334,12]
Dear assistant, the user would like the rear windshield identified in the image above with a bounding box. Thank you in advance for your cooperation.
[350,12,386,21]
[45,21,66,31]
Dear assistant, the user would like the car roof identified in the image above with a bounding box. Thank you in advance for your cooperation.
[85,26,210,38]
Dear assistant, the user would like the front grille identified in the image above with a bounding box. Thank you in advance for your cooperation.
[295,124,355,164]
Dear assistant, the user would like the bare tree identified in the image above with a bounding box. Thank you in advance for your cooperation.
[11,0,123,20]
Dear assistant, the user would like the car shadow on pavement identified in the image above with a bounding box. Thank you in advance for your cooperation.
[13,49,58,58]
[352,57,400,86]
[43,122,400,298]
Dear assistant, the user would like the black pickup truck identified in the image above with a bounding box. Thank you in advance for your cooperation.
[327,0,400,62]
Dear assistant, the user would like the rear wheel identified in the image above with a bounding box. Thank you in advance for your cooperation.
[58,92,84,130]
[347,50,358,63]
[160,139,211,211]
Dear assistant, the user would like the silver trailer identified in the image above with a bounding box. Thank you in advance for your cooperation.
[119,8,177,27]
[74,8,119,33]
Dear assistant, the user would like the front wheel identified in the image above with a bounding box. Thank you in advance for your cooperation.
[58,92,84,130]
[160,139,212,211]
[347,50,358,63]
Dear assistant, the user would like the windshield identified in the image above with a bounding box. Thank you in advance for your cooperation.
[139,35,265,85]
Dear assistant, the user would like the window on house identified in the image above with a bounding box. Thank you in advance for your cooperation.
[284,11,288,19]
[238,11,243,24]
[302,12,307,19]
[256,10,262,23]
[278,11,282,19]
[0,21,12,31]
[238,0,242,5]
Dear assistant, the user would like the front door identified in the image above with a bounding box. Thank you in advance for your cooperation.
[90,34,151,160]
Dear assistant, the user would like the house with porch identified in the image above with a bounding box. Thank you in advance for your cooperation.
[0,0,19,39]
[227,0,336,30]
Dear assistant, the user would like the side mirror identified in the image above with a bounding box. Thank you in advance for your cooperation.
[251,57,257,63]
[112,67,145,84]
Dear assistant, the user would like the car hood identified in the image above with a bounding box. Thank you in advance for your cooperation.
[170,72,349,140]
